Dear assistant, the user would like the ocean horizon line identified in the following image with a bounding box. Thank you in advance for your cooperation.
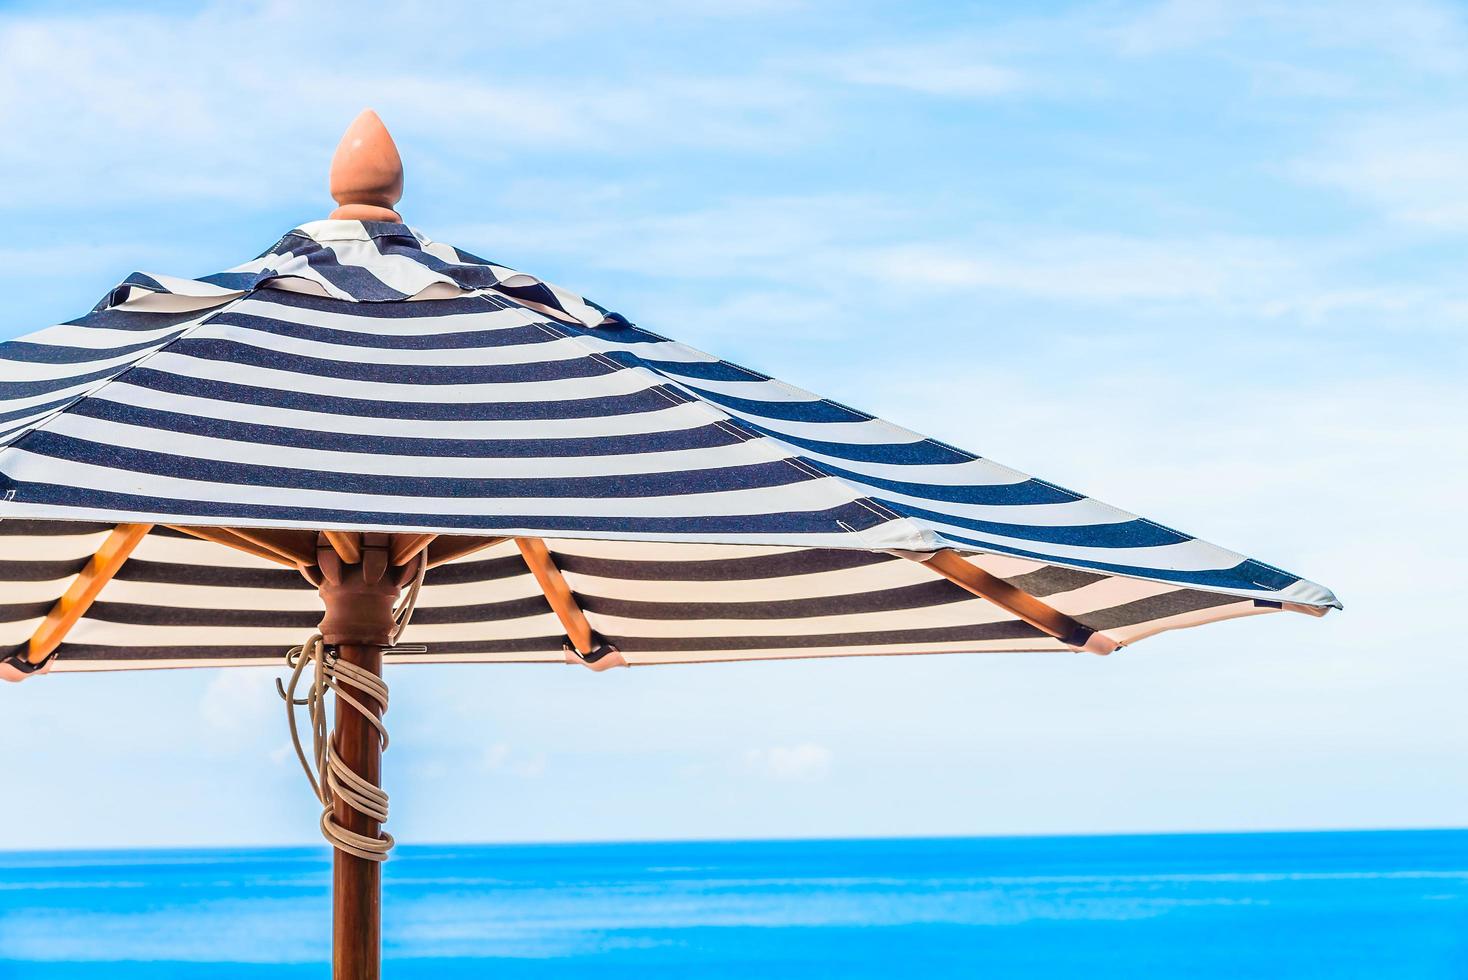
[5,824,1465,858]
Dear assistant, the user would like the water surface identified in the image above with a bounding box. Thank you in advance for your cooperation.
[1,830,1464,977]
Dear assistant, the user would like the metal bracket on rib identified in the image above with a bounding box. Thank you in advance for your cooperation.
[563,636,627,671]
[0,647,54,681]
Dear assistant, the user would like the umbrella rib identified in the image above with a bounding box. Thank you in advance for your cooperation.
[323,531,363,565]
[425,534,507,568]
[167,525,316,567]
[915,550,1119,655]
[233,528,319,565]
[28,522,153,665]
[515,537,596,655]
[390,533,437,567]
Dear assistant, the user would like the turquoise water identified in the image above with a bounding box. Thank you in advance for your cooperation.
[0,831,1464,978]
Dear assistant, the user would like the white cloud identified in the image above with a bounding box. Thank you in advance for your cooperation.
[1296,113,1468,228]
[1292,0,1468,75]
[198,669,279,740]
[448,194,895,281]
[1111,0,1468,71]
[1241,60,1359,99]
[814,43,1025,97]
[1111,0,1237,55]
[860,234,1293,303]
[482,741,548,778]
[745,743,833,781]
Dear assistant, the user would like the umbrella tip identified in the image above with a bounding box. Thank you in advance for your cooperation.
[329,109,404,222]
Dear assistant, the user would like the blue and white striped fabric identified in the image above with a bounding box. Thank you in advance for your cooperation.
[0,221,1338,672]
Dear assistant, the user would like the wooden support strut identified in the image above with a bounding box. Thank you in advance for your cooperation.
[28,523,152,665]
[915,550,1119,655]
[515,537,626,669]
[516,537,594,653]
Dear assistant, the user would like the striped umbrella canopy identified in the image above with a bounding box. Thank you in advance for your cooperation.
[1,111,1336,977]
[0,206,1338,677]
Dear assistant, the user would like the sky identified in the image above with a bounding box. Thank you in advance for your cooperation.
[0,0,1463,849]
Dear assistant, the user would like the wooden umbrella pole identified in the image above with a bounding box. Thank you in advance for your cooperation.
[312,531,416,980]
[332,639,384,980]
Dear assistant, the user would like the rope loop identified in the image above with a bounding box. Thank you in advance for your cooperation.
[277,634,394,861]
[275,551,426,863]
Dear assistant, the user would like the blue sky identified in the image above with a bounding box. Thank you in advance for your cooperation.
[0,0,1462,848]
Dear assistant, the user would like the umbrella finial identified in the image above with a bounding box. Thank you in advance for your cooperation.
[329,109,404,222]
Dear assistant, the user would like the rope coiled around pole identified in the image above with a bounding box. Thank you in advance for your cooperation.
[277,554,425,862]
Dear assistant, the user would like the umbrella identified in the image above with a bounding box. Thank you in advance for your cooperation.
[0,111,1338,977]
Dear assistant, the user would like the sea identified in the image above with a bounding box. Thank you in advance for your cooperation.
[0,830,1463,978]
